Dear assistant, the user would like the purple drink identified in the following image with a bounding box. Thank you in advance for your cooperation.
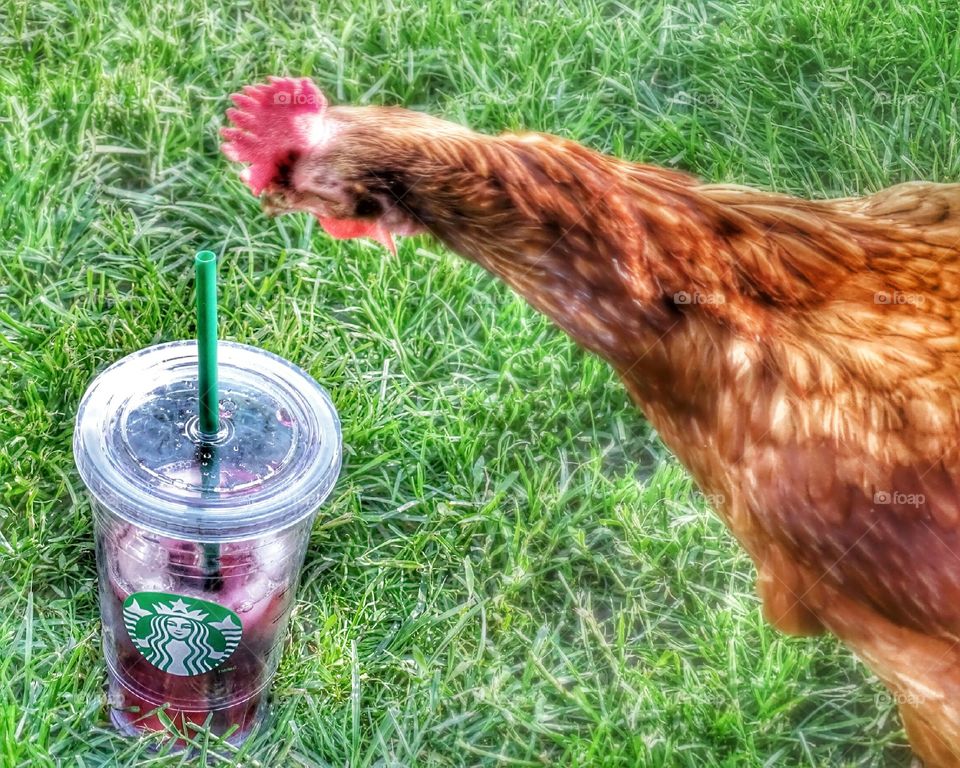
[74,342,341,744]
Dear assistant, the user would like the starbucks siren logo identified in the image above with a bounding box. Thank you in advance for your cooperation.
[123,592,243,676]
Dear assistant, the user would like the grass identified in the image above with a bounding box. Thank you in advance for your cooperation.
[1,0,958,765]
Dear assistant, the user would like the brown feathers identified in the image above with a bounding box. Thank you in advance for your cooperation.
[246,102,960,765]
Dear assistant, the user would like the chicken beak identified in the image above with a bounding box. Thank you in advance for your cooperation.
[371,223,397,256]
[260,192,288,218]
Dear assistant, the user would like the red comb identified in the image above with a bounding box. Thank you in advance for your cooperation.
[220,77,327,196]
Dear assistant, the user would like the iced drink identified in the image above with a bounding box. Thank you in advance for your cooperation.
[74,341,341,744]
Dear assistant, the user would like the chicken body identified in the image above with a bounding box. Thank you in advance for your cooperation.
[225,90,960,765]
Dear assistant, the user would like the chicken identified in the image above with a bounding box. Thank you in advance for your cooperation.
[222,77,960,766]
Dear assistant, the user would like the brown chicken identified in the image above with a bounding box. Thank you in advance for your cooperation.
[223,78,960,766]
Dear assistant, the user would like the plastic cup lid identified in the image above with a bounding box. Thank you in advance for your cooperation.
[74,341,342,541]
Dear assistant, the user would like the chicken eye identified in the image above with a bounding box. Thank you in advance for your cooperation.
[274,149,301,189]
[354,195,382,218]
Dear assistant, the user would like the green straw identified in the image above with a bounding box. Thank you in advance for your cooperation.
[195,250,219,436]
[199,442,223,591]
[195,250,222,589]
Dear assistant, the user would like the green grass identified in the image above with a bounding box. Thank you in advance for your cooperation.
[2,0,958,765]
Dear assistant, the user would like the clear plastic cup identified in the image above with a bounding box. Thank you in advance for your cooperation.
[73,341,341,744]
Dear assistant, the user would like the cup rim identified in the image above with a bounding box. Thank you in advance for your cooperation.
[74,341,342,541]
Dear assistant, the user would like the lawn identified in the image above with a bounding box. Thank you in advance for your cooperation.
[2,0,959,765]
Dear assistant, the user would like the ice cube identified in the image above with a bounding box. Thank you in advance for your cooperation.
[166,539,202,580]
[219,570,283,659]
[115,528,174,594]
[219,541,256,577]
[255,534,293,582]
[230,570,274,614]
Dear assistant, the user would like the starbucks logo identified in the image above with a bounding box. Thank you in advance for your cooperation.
[123,591,243,676]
